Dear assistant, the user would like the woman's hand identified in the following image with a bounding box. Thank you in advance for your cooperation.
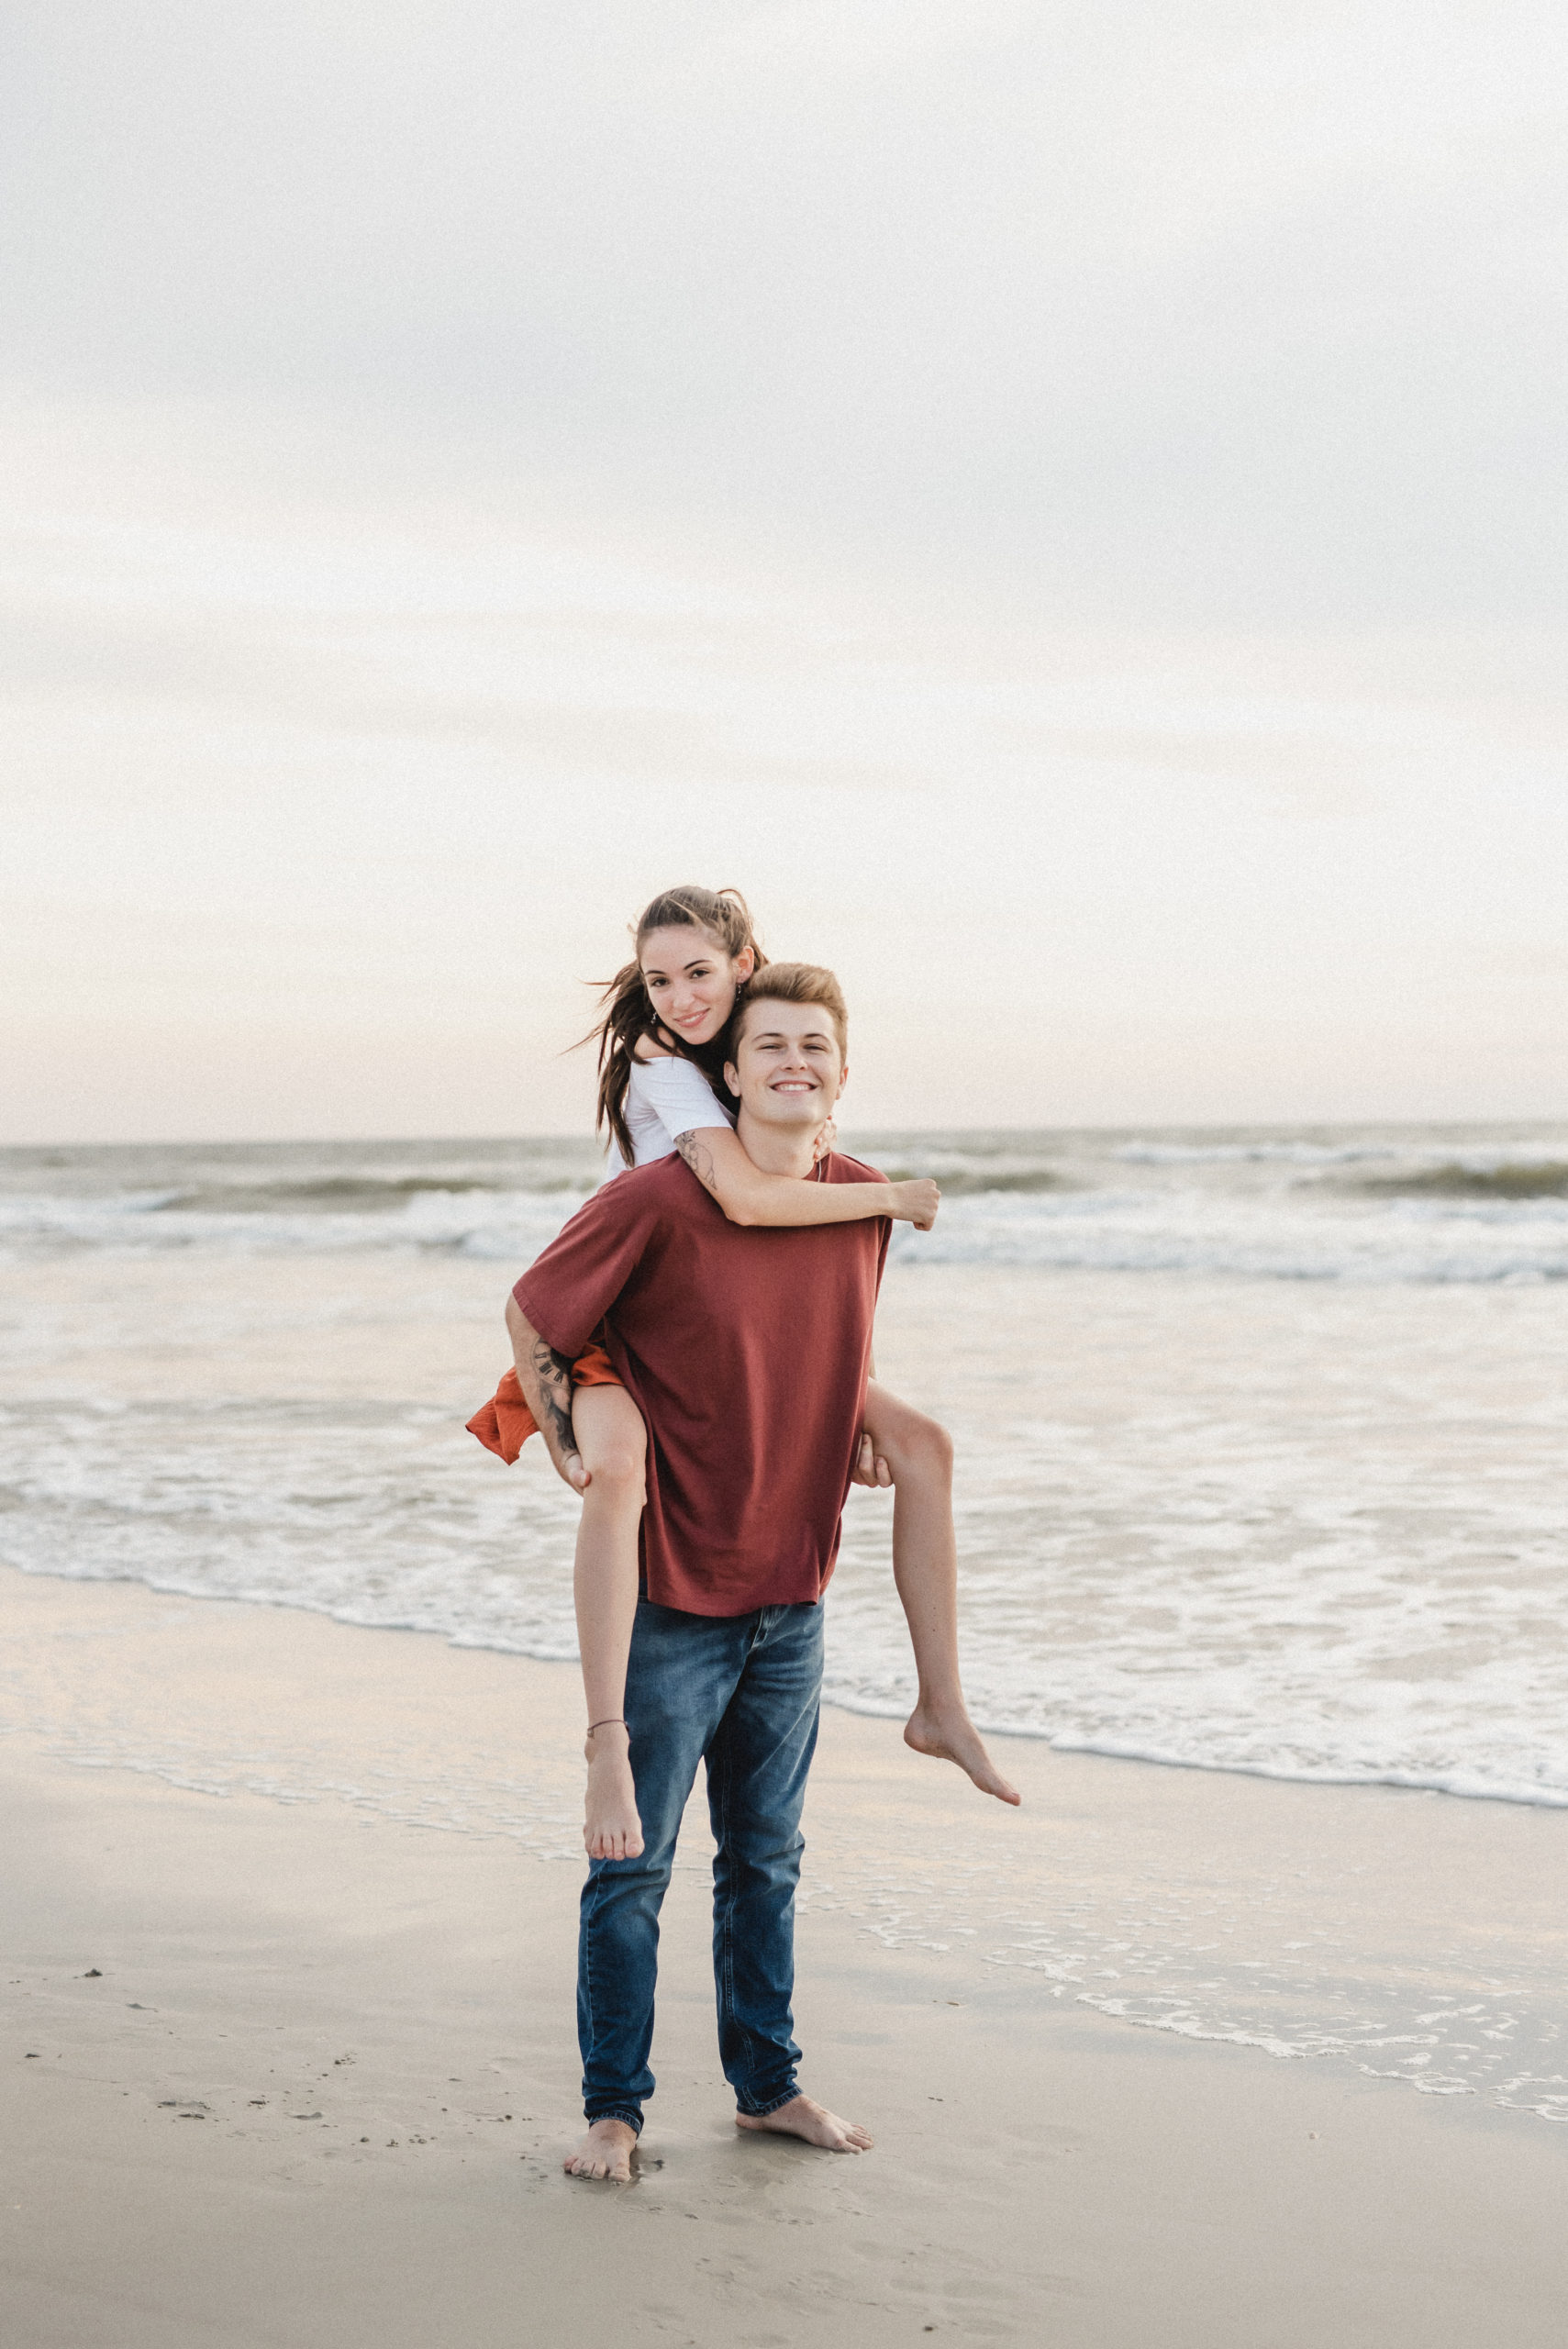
[811,1118,839,1165]
[888,1178,940,1230]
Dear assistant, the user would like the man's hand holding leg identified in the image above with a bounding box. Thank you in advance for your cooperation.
[505,1295,588,1494]
[851,1431,892,1486]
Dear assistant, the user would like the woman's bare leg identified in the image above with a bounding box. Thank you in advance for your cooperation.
[570,1385,648,1860]
[860,1381,1020,1807]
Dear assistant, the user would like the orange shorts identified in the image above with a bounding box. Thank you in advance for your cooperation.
[465,1341,622,1464]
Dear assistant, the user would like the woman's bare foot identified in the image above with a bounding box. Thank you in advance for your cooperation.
[563,2117,638,2182]
[904,1698,1021,1806]
[584,1725,644,1860]
[735,2095,873,2153]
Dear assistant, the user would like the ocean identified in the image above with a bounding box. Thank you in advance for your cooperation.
[4,1123,1566,2117]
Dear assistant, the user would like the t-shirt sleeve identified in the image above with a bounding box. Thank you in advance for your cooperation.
[513,1181,661,1358]
[628,1055,734,1141]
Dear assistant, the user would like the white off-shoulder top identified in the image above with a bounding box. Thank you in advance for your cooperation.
[615,1054,735,1171]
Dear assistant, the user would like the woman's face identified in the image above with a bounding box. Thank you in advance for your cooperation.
[639,925,755,1047]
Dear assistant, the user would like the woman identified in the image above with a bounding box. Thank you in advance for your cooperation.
[492,885,1018,1858]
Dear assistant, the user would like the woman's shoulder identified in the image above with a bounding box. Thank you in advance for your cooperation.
[630,1036,673,1064]
[625,1052,733,1147]
[628,1052,724,1099]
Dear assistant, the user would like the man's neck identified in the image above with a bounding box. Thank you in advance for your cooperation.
[736,1110,820,1180]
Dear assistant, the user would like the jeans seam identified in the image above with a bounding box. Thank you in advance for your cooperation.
[581,1867,600,2117]
[583,1868,645,2128]
[582,1867,600,2054]
[714,1735,739,2074]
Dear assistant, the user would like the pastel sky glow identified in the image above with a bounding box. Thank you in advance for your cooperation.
[3,4,1565,1140]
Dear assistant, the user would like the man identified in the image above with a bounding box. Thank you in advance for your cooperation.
[506,963,885,2184]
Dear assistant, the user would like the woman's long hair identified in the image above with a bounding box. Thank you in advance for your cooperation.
[584,885,767,1166]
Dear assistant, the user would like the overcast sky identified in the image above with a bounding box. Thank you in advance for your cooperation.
[4,2,1565,1139]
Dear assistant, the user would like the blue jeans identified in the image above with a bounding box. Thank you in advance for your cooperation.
[578,1597,825,2133]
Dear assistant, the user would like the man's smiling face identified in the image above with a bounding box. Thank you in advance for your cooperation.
[724,998,847,1133]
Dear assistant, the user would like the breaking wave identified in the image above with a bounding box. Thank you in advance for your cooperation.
[4,1123,1568,1284]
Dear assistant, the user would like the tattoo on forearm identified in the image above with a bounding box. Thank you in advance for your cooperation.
[529,1336,578,1457]
[674,1130,719,1196]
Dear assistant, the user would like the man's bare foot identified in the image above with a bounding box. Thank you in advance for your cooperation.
[735,2095,873,2154]
[584,1726,644,1860]
[563,2117,638,2182]
[904,1699,1021,1806]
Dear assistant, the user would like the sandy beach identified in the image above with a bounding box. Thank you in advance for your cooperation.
[9,0,1567,2332]
[4,1564,1565,2348]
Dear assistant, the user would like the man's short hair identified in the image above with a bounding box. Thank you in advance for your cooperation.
[729,963,848,1058]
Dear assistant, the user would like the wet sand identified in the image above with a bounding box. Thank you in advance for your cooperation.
[3,1567,1566,2348]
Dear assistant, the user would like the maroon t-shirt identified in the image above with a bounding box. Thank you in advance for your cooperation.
[514,1151,890,1617]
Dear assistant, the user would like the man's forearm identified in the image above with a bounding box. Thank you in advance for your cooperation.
[675,1126,909,1228]
[506,1295,580,1472]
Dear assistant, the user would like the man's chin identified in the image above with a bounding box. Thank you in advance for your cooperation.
[745,1104,826,1131]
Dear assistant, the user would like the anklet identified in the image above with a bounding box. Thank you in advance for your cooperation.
[586,1718,627,1736]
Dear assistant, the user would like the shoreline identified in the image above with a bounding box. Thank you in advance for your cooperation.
[8,1240,1567,1825]
[6,1563,1568,2119]
[5,1567,1566,2347]
[16,1554,1568,1818]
